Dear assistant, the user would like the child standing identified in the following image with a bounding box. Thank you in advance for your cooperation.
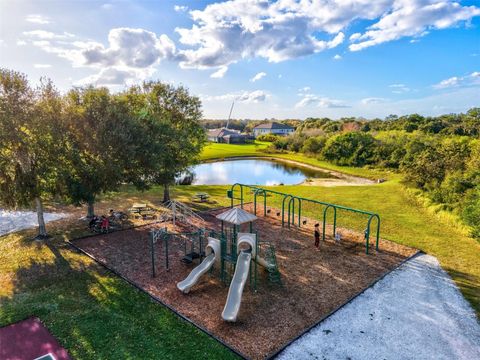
[314,223,320,248]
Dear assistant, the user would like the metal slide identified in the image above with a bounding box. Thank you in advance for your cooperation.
[177,253,216,293]
[221,250,252,322]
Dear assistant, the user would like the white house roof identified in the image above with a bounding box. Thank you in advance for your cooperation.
[216,207,258,225]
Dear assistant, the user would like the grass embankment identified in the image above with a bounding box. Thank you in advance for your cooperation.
[0,142,478,360]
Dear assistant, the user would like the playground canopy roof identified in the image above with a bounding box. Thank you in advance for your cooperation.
[216,207,257,225]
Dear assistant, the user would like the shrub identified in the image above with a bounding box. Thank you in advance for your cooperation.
[322,132,377,166]
[301,136,326,154]
[256,133,280,142]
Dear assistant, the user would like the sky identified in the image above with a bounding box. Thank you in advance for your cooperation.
[0,0,479,119]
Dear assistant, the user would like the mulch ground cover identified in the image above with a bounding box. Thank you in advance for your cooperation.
[72,204,417,359]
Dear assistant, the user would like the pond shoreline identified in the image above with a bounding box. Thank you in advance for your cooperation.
[201,156,376,187]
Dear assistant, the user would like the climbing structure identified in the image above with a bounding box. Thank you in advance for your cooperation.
[157,200,206,229]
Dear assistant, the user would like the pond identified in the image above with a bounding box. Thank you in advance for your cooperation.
[180,158,337,186]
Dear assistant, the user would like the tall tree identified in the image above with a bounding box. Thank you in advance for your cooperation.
[132,82,205,202]
[63,87,139,217]
[0,69,67,238]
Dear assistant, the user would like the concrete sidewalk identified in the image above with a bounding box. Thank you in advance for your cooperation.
[278,254,480,360]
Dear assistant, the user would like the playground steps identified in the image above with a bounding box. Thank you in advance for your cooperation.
[265,244,282,285]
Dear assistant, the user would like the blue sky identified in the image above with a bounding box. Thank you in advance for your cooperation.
[0,0,479,119]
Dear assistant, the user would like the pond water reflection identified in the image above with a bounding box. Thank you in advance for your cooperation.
[183,159,336,185]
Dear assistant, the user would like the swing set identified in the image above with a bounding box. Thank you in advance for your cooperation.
[227,183,381,254]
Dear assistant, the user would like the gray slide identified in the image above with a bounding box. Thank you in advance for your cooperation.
[221,250,252,322]
[177,253,216,293]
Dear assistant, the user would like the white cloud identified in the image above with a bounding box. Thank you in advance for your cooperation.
[27,27,180,85]
[80,28,177,68]
[203,90,268,103]
[296,94,349,108]
[210,66,228,78]
[349,1,480,51]
[333,54,342,60]
[174,0,479,71]
[389,83,410,94]
[34,64,52,68]
[25,14,50,25]
[250,72,266,82]
[433,72,480,89]
[174,5,188,12]
[298,86,311,93]
[361,97,388,105]
[16,40,27,46]
[175,0,348,71]
[23,30,74,40]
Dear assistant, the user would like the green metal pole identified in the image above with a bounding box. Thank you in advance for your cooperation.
[365,227,370,254]
[254,191,257,215]
[333,207,337,238]
[298,199,302,227]
[376,216,381,250]
[240,185,244,209]
[263,191,267,216]
[322,206,328,241]
[254,232,258,292]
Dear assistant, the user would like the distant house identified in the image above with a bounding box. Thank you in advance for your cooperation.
[207,128,246,144]
[252,122,295,138]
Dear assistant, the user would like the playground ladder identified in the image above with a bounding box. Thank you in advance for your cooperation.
[265,244,282,285]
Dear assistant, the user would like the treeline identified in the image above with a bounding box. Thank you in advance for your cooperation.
[0,69,205,238]
[266,109,480,238]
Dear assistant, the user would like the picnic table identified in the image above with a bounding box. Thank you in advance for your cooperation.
[128,203,156,219]
[193,193,210,202]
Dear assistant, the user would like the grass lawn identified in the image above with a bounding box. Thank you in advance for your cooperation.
[201,141,269,160]
[0,142,478,360]
[0,220,238,359]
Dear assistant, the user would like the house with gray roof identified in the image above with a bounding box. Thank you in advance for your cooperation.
[207,128,246,144]
[252,122,295,138]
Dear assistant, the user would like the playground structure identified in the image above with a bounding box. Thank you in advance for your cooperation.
[73,197,414,359]
[156,200,206,228]
[150,201,207,276]
[177,206,281,322]
[228,183,381,254]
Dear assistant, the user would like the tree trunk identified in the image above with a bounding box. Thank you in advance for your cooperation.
[35,197,48,239]
[87,199,95,218]
[163,183,170,203]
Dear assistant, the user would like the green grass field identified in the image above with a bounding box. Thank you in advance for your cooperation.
[201,141,269,160]
[0,141,478,360]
